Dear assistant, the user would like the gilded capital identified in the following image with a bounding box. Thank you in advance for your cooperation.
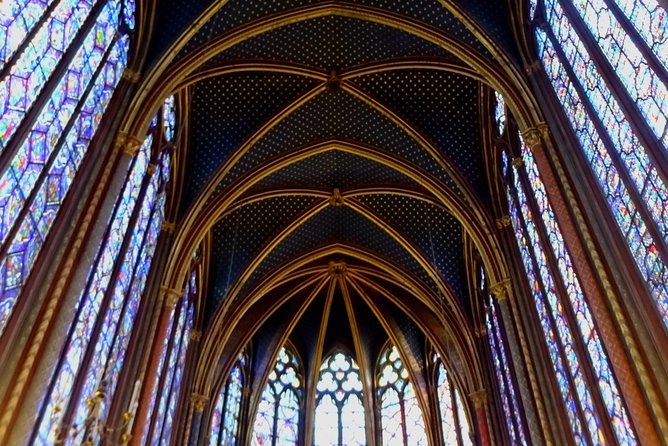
[495,215,511,229]
[469,389,488,408]
[161,286,185,308]
[190,330,202,342]
[161,220,176,234]
[115,132,142,157]
[489,279,511,302]
[121,68,141,83]
[521,127,543,149]
[190,393,208,412]
[511,156,524,168]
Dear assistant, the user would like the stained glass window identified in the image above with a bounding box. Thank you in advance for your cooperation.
[209,352,246,446]
[0,0,135,338]
[377,344,428,446]
[434,355,472,446]
[495,91,506,135]
[485,295,527,445]
[504,131,636,444]
[314,351,366,446]
[252,346,302,446]
[532,0,668,330]
[29,96,175,444]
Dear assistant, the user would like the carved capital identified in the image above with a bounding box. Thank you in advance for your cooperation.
[511,156,524,168]
[161,286,184,308]
[329,188,345,207]
[190,393,208,412]
[161,220,176,234]
[122,68,141,83]
[495,215,511,229]
[521,126,543,149]
[146,163,157,176]
[328,260,347,277]
[469,389,488,408]
[489,279,512,303]
[190,330,202,342]
[115,132,142,157]
[524,60,541,76]
[475,326,487,338]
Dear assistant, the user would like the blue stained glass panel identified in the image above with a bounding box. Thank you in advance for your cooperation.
[495,91,506,135]
[220,364,243,445]
[611,0,667,73]
[34,135,150,443]
[537,28,668,329]
[0,1,52,70]
[163,95,176,142]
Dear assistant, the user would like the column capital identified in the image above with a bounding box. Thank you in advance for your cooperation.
[160,286,185,308]
[468,389,488,408]
[190,393,209,412]
[122,68,141,83]
[190,330,202,342]
[495,215,511,229]
[161,220,176,234]
[115,132,143,157]
[489,278,512,303]
[521,122,551,149]
[475,326,487,338]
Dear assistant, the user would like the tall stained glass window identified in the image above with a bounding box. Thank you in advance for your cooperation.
[529,0,668,330]
[434,355,472,446]
[314,351,366,446]
[485,295,528,445]
[377,344,428,446]
[504,130,636,444]
[252,346,302,446]
[0,0,136,337]
[209,352,246,446]
[29,96,176,444]
[142,268,196,446]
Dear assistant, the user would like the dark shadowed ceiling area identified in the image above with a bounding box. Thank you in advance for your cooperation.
[153,0,519,384]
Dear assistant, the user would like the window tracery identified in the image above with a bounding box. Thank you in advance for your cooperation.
[434,357,473,446]
[377,344,428,446]
[314,351,366,446]
[252,346,302,446]
[209,352,246,446]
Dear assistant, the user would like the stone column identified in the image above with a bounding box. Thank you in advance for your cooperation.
[469,389,490,446]
[187,393,208,446]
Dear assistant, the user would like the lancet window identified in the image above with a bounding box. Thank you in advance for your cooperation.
[252,346,302,446]
[29,95,174,444]
[528,0,668,330]
[503,126,636,444]
[434,356,473,446]
[209,352,246,446]
[0,0,136,337]
[314,351,366,446]
[377,344,428,446]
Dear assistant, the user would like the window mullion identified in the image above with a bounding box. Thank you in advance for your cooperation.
[55,156,157,437]
[155,307,189,445]
[0,0,61,78]
[554,0,668,170]
[541,26,668,263]
[0,33,119,262]
[507,184,594,445]
[0,0,109,176]
[600,0,668,81]
[514,164,623,444]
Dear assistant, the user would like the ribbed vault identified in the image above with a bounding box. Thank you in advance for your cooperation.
[117,0,542,439]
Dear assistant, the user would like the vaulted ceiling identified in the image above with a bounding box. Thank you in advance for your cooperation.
[142,0,526,392]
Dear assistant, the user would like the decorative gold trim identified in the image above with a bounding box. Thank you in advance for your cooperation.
[469,389,488,408]
[115,132,142,158]
[328,188,345,207]
[121,68,141,83]
[160,286,184,308]
[161,221,176,234]
[495,215,511,228]
[327,260,347,277]
[489,279,511,302]
[189,393,208,412]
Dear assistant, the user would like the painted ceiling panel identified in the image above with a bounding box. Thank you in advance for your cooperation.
[206,195,322,317]
[355,193,467,300]
[183,72,321,211]
[232,205,446,314]
[210,16,457,69]
[251,150,419,192]
[175,0,492,63]
[353,70,489,203]
[207,89,461,203]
